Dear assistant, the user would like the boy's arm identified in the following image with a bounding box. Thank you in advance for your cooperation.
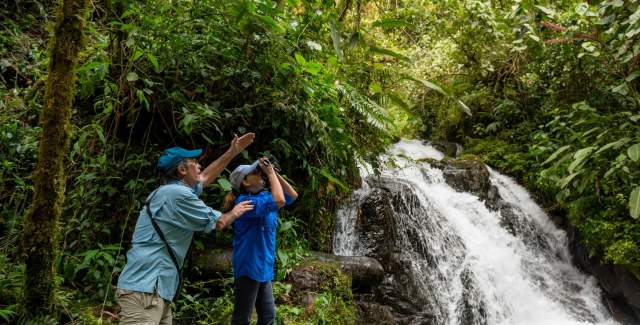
[260,158,286,208]
[276,173,298,200]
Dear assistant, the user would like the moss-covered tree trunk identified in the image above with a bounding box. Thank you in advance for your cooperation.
[18,0,89,321]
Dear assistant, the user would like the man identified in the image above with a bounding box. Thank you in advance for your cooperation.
[116,133,255,325]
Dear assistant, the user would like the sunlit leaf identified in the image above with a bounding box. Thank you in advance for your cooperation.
[628,143,640,161]
[126,72,138,82]
[543,145,572,165]
[369,46,412,62]
[630,186,640,219]
[568,146,596,173]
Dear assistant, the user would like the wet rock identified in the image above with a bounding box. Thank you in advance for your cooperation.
[190,248,383,291]
[356,187,394,262]
[310,252,384,292]
[428,140,463,158]
[568,227,640,324]
[429,159,492,201]
[355,300,396,325]
[286,255,353,309]
[456,268,488,325]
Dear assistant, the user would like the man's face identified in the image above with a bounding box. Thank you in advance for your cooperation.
[179,158,201,186]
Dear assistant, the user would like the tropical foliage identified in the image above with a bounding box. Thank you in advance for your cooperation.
[2,0,640,323]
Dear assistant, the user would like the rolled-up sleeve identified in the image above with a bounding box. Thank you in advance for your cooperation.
[172,194,221,233]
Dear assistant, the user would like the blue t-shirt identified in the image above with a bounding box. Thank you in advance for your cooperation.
[232,191,295,282]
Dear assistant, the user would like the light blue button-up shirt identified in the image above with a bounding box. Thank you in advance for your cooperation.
[117,180,220,301]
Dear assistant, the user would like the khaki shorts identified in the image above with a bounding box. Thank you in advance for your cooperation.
[116,288,172,325]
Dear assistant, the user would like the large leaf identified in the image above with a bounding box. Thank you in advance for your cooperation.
[256,15,285,33]
[559,172,580,189]
[217,178,232,191]
[409,77,448,96]
[457,100,472,116]
[405,76,471,116]
[628,143,640,161]
[318,168,348,191]
[369,46,412,62]
[630,186,640,219]
[543,145,572,165]
[568,146,596,173]
[595,137,631,155]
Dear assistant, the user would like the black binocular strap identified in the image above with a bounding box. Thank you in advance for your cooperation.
[145,189,183,302]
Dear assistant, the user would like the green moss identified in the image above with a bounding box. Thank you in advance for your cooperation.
[18,0,90,322]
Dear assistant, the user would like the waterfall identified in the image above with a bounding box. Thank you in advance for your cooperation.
[334,140,618,325]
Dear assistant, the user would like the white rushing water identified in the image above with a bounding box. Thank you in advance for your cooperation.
[334,140,618,325]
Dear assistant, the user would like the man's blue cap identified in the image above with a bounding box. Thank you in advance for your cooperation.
[229,160,260,191]
[157,147,202,172]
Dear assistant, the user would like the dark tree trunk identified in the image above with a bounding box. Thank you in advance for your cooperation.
[18,0,89,321]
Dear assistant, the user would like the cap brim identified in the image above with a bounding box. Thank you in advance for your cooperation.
[183,148,203,158]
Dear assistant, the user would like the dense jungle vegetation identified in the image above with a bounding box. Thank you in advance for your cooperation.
[1,0,639,323]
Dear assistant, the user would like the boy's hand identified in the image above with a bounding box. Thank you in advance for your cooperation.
[258,157,275,174]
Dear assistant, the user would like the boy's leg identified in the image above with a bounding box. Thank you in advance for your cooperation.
[255,281,276,325]
[232,276,260,325]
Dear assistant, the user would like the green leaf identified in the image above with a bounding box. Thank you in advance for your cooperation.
[318,168,348,190]
[388,92,410,111]
[595,137,631,155]
[543,145,572,165]
[626,71,640,82]
[294,53,307,66]
[630,186,640,219]
[131,48,144,61]
[612,82,629,96]
[369,82,382,94]
[457,100,472,116]
[369,46,412,62]
[217,178,232,191]
[146,53,161,72]
[628,143,640,161]
[256,15,285,33]
[305,61,323,75]
[559,172,580,189]
[568,146,596,173]
[411,77,448,96]
[372,19,409,28]
[535,5,556,16]
[126,72,138,82]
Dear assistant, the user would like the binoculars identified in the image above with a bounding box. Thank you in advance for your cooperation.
[261,157,281,172]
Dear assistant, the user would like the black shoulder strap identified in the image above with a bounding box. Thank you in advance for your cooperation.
[145,188,183,302]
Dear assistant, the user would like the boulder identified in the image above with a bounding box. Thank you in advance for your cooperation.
[356,187,394,262]
[568,227,640,324]
[428,159,492,202]
[189,248,384,291]
[428,140,463,158]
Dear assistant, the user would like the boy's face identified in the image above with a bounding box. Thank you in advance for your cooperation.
[242,168,265,193]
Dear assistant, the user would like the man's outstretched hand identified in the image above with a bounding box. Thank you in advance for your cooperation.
[216,200,254,230]
[230,133,255,155]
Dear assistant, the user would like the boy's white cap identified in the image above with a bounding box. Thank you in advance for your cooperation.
[229,160,260,191]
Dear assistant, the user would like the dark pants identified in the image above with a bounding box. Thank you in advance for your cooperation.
[231,276,275,325]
